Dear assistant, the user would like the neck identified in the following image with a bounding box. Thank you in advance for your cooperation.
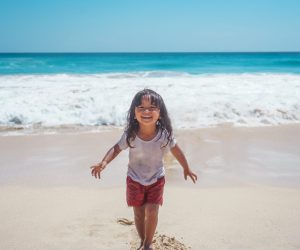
[138,125,157,139]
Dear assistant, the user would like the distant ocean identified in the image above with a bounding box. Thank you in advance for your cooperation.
[1,52,300,134]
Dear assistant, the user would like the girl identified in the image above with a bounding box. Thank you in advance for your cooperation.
[90,89,197,250]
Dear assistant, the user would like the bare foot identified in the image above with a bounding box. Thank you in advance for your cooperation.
[143,245,153,250]
[143,248,153,250]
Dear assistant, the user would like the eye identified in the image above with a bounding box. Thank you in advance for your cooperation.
[136,106,159,112]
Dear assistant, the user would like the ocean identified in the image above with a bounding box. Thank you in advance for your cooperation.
[1,52,300,133]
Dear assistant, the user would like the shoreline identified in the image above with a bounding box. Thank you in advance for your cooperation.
[1,121,300,136]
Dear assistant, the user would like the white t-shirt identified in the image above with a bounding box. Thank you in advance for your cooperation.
[117,129,176,186]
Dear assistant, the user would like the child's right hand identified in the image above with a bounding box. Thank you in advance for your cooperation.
[90,161,107,179]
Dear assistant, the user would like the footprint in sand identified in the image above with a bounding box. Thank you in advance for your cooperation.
[116,218,190,249]
[117,218,135,226]
[130,232,190,250]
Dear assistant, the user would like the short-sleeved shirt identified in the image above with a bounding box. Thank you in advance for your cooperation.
[117,129,176,186]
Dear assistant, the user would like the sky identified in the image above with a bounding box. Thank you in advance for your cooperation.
[0,0,299,52]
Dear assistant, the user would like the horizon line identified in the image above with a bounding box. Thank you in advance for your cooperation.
[1,51,300,54]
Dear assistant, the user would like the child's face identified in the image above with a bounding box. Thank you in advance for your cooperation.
[135,95,160,127]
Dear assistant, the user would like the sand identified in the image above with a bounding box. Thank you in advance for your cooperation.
[0,124,300,249]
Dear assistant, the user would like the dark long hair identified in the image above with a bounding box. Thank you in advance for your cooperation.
[125,89,173,148]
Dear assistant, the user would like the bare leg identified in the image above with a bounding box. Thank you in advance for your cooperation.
[143,203,159,249]
[133,206,145,249]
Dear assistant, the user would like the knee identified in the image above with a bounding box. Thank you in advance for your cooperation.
[134,207,145,220]
[145,204,159,219]
[134,212,144,221]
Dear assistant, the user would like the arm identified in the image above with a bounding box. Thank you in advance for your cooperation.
[170,144,198,183]
[90,144,122,179]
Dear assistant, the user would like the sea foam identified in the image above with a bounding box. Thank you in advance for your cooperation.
[1,72,300,131]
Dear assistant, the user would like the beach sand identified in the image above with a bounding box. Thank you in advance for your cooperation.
[0,124,300,249]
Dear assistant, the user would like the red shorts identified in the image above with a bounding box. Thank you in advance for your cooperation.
[126,176,165,207]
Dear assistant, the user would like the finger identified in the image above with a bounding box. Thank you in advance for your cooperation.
[97,171,101,179]
[92,168,98,177]
[184,173,187,180]
[194,173,198,181]
[189,174,196,183]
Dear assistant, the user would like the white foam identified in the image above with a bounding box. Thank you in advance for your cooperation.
[0,72,300,130]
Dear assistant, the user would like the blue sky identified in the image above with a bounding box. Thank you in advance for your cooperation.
[0,0,299,52]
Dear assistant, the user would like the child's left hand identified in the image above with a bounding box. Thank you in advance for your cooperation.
[184,167,198,183]
[170,144,198,184]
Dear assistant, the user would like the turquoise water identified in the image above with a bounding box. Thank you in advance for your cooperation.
[0,52,300,74]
